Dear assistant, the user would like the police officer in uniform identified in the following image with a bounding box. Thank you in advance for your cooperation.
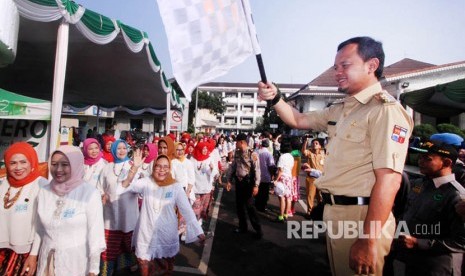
[394,141,465,275]
[258,36,413,275]
[226,133,263,239]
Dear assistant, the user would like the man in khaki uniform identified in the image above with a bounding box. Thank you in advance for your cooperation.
[258,36,413,276]
[302,138,325,219]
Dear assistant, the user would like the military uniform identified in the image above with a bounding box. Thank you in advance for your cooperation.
[395,175,465,275]
[305,82,413,276]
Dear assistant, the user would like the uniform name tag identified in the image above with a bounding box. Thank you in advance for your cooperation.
[165,192,173,199]
[328,121,337,126]
[391,125,408,144]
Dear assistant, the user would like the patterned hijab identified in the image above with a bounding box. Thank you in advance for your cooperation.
[83,138,103,166]
[4,142,41,188]
[50,145,85,196]
[111,139,130,164]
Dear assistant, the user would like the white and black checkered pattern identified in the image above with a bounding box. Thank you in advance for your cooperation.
[157,0,255,101]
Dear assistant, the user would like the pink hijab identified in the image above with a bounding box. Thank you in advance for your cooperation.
[144,143,158,164]
[83,138,103,166]
[50,145,85,196]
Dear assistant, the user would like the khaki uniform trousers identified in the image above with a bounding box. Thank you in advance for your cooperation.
[305,176,321,213]
[323,204,395,276]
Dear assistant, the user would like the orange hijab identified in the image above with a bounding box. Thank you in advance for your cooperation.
[4,142,41,188]
[158,136,175,160]
[152,155,176,187]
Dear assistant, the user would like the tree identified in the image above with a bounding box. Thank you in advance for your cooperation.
[255,95,290,134]
[412,124,437,141]
[436,123,465,138]
[188,91,226,130]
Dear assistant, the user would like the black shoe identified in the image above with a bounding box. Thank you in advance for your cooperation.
[233,228,247,234]
[304,213,312,220]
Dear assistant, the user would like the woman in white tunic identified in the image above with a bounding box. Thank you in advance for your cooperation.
[83,138,107,189]
[191,141,218,227]
[35,145,105,276]
[120,153,205,275]
[98,139,139,275]
[171,142,195,203]
[136,143,157,179]
[0,142,48,275]
[171,142,196,240]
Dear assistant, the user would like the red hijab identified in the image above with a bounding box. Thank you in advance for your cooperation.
[192,141,210,161]
[4,142,41,188]
[102,135,115,162]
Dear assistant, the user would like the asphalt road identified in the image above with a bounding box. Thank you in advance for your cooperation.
[116,173,331,276]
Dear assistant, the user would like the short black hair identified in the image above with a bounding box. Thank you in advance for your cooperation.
[337,36,385,79]
[280,135,292,153]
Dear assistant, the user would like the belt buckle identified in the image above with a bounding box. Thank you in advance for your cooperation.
[330,194,336,205]
[357,197,364,205]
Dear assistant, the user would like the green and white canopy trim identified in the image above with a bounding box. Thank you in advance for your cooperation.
[0,87,51,120]
[64,104,166,116]
[14,0,184,110]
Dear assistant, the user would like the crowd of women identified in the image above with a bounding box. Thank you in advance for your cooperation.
[0,131,232,275]
[1,129,317,275]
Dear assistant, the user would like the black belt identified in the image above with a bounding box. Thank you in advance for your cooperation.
[321,193,370,206]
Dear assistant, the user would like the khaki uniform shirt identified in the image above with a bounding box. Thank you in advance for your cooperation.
[306,82,413,197]
[304,150,325,172]
[304,150,325,184]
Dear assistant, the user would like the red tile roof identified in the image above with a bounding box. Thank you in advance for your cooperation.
[383,58,435,77]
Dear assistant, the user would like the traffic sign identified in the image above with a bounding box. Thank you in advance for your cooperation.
[172,110,182,122]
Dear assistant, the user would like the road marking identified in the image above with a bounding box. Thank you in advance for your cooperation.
[298,199,308,213]
[173,188,223,275]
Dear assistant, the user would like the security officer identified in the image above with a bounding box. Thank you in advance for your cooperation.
[394,140,465,275]
[258,36,413,275]
[226,133,263,239]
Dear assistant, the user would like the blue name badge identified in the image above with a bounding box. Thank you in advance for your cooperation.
[15,204,28,213]
[63,208,76,219]
[165,191,173,199]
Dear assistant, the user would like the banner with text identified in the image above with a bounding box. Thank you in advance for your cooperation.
[0,119,50,168]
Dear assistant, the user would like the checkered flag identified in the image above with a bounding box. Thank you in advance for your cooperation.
[157,0,262,101]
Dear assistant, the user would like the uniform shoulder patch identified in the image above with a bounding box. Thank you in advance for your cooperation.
[374,91,396,104]
[391,125,408,144]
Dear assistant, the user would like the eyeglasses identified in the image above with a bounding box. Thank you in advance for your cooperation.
[176,149,184,152]
[154,164,170,171]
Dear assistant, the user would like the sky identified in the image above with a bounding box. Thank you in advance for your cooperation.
[77,0,465,85]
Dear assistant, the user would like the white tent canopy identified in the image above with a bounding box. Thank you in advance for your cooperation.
[0,0,183,155]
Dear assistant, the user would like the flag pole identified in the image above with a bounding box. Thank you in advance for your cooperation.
[255,53,274,109]
[256,54,267,84]
[240,0,270,106]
